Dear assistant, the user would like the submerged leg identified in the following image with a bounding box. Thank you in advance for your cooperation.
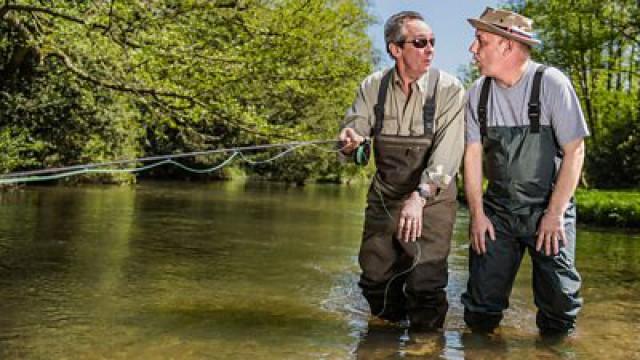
[462,212,525,333]
[529,216,582,335]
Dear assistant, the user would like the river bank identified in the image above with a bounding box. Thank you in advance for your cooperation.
[575,189,640,228]
[453,179,640,229]
[2,179,639,229]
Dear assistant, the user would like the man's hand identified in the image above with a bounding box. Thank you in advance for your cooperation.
[536,211,566,256]
[534,138,583,256]
[469,212,495,255]
[396,192,425,243]
[338,128,364,155]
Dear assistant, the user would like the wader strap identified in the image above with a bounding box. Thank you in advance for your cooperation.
[528,65,547,134]
[422,68,440,137]
[478,77,492,137]
[373,70,393,136]
[373,69,440,138]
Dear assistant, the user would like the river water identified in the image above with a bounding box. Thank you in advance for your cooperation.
[0,182,638,359]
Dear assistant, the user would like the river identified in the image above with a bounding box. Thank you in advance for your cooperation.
[0,182,638,359]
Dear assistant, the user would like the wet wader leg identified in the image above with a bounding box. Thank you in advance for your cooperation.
[361,68,441,324]
[529,215,583,334]
[404,183,457,331]
[358,189,410,322]
[461,211,526,332]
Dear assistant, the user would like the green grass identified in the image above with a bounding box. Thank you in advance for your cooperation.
[576,189,640,228]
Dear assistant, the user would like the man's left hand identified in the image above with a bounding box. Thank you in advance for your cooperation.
[536,211,567,256]
[397,192,425,242]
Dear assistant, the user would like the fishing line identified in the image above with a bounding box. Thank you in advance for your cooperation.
[2,136,419,322]
[237,144,304,165]
[0,139,345,185]
[373,183,422,321]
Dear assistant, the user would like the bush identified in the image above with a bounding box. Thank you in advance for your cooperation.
[576,189,640,228]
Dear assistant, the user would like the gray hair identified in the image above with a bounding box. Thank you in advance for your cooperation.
[384,11,425,56]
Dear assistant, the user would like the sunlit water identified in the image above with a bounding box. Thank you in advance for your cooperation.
[0,182,638,359]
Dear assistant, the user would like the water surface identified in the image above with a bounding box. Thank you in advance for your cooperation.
[0,182,638,359]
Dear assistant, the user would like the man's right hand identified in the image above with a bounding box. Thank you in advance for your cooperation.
[469,212,496,255]
[338,128,364,155]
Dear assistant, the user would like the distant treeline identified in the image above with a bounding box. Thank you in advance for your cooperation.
[0,0,373,185]
[2,1,639,188]
[513,0,639,188]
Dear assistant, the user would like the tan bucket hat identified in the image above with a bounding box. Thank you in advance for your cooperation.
[468,7,541,47]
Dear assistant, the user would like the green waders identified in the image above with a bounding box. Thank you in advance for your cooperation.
[461,67,583,334]
[357,69,458,330]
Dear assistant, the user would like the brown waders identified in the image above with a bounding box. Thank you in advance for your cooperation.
[357,69,458,331]
[461,67,583,334]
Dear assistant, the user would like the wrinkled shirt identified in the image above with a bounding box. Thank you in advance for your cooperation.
[342,67,465,190]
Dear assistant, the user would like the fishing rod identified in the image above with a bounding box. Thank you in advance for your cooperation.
[0,139,344,185]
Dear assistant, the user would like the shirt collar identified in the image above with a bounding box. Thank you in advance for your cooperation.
[391,67,429,93]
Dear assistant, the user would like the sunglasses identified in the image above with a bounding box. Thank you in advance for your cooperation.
[399,38,436,49]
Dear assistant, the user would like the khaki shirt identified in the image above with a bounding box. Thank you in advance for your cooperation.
[342,67,465,190]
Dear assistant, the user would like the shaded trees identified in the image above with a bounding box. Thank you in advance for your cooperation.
[1,0,373,183]
[509,0,640,187]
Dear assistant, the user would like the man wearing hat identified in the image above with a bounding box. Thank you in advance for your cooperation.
[338,11,465,331]
[461,7,589,335]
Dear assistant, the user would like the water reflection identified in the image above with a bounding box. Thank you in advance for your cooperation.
[0,182,638,359]
[355,325,447,359]
[353,326,588,360]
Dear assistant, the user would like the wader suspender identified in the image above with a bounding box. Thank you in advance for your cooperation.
[373,69,440,136]
[528,66,547,133]
[478,65,548,137]
[478,77,492,137]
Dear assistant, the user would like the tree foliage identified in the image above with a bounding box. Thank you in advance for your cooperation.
[507,0,640,188]
[0,0,373,184]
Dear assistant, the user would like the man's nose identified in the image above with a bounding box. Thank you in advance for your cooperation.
[469,40,478,54]
[422,43,434,54]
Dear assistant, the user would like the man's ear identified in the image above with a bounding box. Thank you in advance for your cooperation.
[389,42,402,59]
[497,38,512,56]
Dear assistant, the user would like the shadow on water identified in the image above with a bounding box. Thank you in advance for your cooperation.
[124,304,345,341]
[0,182,639,359]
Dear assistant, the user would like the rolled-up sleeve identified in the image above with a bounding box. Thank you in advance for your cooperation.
[420,79,465,190]
[341,75,377,136]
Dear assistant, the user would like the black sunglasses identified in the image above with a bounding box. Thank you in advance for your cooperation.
[398,38,436,49]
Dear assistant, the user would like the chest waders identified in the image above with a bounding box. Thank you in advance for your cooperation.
[357,69,458,330]
[461,66,583,334]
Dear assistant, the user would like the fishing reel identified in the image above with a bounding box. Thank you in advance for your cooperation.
[353,139,371,166]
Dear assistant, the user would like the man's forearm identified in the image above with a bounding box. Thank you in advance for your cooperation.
[464,143,485,217]
[546,139,585,216]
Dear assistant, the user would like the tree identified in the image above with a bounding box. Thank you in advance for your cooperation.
[0,0,374,183]
[509,0,640,187]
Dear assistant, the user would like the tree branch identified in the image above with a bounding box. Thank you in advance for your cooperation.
[1,4,89,24]
[100,0,116,35]
[46,49,296,140]
[47,49,198,102]
[1,3,141,48]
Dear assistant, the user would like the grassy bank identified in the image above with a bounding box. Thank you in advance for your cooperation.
[576,189,640,228]
[456,185,639,229]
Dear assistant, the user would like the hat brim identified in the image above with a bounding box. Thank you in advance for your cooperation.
[468,18,541,47]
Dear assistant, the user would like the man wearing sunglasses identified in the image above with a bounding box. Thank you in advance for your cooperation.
[338,11,465,331]
[461,7,588,335]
